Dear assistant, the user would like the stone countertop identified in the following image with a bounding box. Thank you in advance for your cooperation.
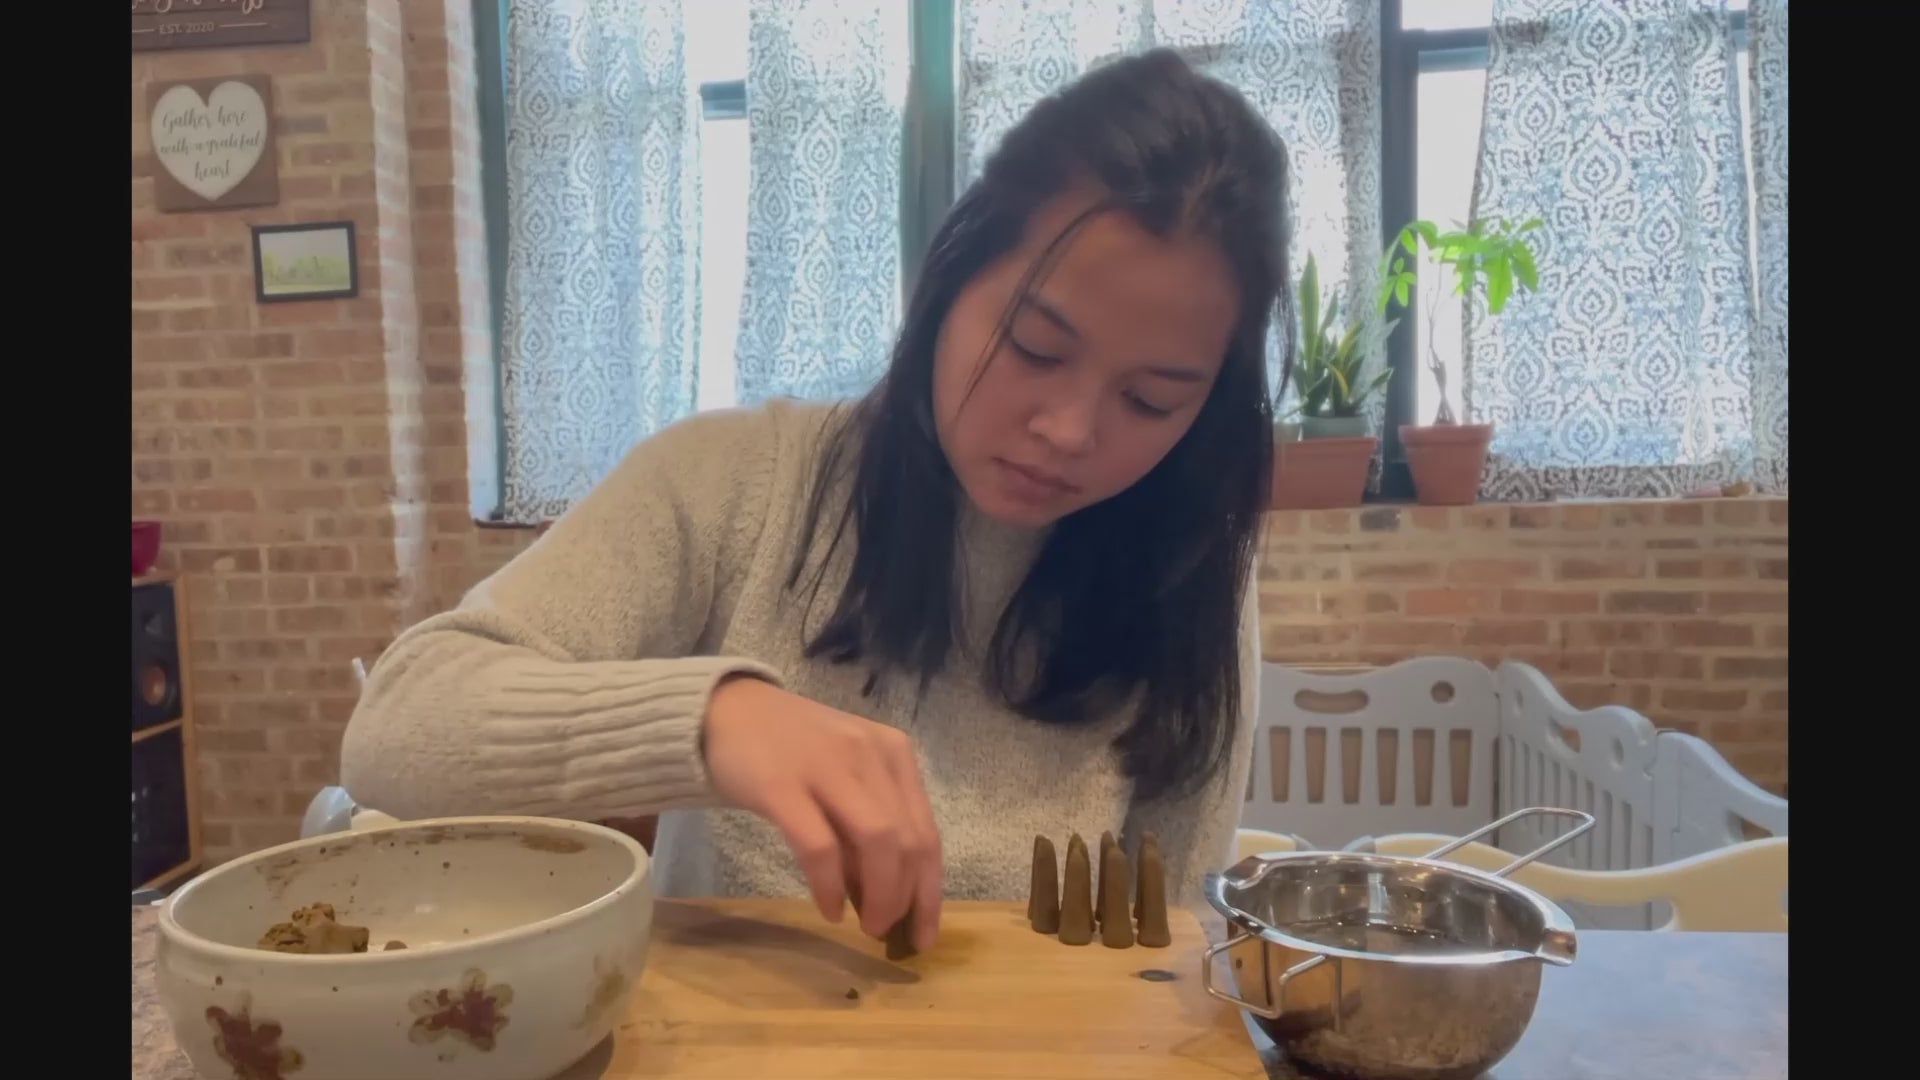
[132,908,196,1080]
[133,906,1786,1080]
[1251,929,1789,1080]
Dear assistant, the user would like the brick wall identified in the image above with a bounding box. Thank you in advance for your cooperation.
[132,1,531,862]
[1257,498,1789,793]
[132,6,1787,863]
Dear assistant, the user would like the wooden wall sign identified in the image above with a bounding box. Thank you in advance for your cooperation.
[131,1,311,53]
[147,76,280,213]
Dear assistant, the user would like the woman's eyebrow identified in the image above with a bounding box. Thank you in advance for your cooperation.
[1022,293,1081,339]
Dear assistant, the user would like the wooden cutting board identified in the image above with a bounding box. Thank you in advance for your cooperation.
[553,898,1268,1079]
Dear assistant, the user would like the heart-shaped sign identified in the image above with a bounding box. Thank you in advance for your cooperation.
[149,79,268,203]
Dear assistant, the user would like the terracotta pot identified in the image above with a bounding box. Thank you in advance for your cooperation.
[1269,436,1376,510]
[1300,414,1370,440]
[1400,422,1494,505]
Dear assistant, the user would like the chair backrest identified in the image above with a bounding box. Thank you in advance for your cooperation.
[1493,661,1660,874]
[1352,832,1789,933]
[1652,730,1789,863]
[1243,658,1500,850]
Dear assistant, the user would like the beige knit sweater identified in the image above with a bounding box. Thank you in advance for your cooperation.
[341,399,1259,905]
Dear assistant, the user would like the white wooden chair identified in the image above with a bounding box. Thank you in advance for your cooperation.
[1233,828,1308,863]
[1242,658,1502,847]
[1348,831,1789,933]
[1249,658,1788,929]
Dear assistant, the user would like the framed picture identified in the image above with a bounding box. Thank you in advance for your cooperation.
[251,221,358,303]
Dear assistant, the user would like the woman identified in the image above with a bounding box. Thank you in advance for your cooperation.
[343,48,1291,954]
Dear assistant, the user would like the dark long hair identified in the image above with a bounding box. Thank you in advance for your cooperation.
[789,48,1292,802]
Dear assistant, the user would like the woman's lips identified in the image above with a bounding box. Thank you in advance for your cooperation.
[993,458,1077,503]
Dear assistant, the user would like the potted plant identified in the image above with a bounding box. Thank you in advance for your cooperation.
[1270,254,1394,510]
[1377,217,1542,505]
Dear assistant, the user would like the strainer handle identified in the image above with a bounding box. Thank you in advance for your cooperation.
[1201,933,1330,1022]
[1421,806,1596,877]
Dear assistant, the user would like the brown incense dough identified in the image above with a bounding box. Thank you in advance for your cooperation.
[1134,831,1172,948]
[848,878,917,961]
[1058,833,1095,945]
[1099,839,1134,948]
[257,902,371,955]
[1029,835,1060,934]
[1095,832,1118,928]
[884,915,916,961]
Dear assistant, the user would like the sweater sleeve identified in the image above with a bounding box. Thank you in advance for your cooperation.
[339,404,796,823]
[1121,573,1262,907]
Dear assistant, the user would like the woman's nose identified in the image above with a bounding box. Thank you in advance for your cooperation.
[1028,393,1098,457]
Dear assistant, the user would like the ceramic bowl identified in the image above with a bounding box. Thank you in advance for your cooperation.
[156,817,653,1080]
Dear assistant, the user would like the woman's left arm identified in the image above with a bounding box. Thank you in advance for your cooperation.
[1122,575,1261,906]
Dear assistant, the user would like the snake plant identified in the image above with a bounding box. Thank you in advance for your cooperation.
[1293,253,1394,421]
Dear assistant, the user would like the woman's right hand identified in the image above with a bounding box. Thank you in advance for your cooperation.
[701,675,943,952]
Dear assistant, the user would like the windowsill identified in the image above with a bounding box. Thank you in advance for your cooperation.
[1264,493,1787,531]
[1344,492,1786,510]
[478,495,1787,533]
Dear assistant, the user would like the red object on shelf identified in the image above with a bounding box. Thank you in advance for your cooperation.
[132,520,163,576]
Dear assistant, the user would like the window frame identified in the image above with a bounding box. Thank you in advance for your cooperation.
[476,1,1757,515]
[470,1,949,522]
[1374,0,1751,501]
[1376,0,1492,500]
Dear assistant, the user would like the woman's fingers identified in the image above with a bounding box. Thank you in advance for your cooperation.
[701,677,945,950]
[880,731,944,951]
[763,785,848,924]
[813,757,908,939]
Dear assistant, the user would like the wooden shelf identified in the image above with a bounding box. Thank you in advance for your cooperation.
[131,717,183,746]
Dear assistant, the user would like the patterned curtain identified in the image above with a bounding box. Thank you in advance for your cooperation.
[957,0,1383,404]
[1748,0,1788,492]
[498,0,701,523]
[1467,0,1774,499]
[734,1,911,404]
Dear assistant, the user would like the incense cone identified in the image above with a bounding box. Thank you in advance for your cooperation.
[884,914,916,961]
[1059,833,1094,945]
[848,877,916,960]
[1029,835,1060,934]
[1099,840,1134,948]
[1096,831,1118,927]
[1135,831,1172,948]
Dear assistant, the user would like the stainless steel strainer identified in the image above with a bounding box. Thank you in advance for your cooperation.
[1202,807,1595,1080]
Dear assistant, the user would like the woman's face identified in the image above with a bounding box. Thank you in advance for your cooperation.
[932,192,1241,528]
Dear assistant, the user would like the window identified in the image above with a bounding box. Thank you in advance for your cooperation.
[1378,0,1757,496]
[687,0,749,414]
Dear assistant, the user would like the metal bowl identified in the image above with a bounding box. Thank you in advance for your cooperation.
[1203,808,1591,1080]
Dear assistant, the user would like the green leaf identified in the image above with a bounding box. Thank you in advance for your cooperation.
[1364,368,1394,398]
[1415,220,1441,248]
[1299,253,1321,353]
[1395,278,1410,306]
[1513,245,1539,291]
[1334,319,1363,366]
[1487,256,1513,313]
